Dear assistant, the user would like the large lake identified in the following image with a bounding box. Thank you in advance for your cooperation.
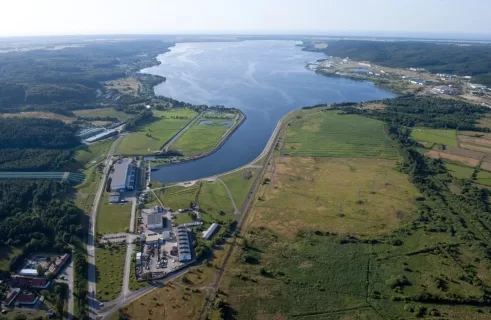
[142,40,396,183]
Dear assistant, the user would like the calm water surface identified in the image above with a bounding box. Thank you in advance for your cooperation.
[141,41,396,183]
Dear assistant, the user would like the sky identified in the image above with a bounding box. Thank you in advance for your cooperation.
[1,0,490,38]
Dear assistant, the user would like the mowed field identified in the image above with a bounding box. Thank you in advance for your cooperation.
[116,109,198,155]
[411,128,458,146]
[283,110,398,159]
[170,115,235,156]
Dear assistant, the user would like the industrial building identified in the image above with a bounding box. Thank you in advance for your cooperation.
[136,252,142,266]
[77,127,105,139]
[147,211,163,229]
[84,129,118,143]
[109,192,121,203]
[110,159,136,192]
[176,226,192,262]
[202,223,219,240]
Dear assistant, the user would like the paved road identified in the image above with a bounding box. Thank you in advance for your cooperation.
[57,252,74,320]
[121,197,137,301]
[216,177,239,214]
[87,135,123,319]
[161,112,203,152]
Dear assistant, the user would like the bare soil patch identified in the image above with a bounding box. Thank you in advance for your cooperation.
[443,146,486,160]
[460,142,491,154]
[426,150,480,167]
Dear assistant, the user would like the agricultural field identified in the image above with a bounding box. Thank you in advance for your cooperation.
[116,109,198,155]
[104,77,140,95]
[73,107,134,122]
[96,192,131,234]
[251,157,419,237]
[95,245,126,301]
[283,110,398,159]
[411,128,458,146]
[425,150,480,167]
[476,170,491,186]
[444,162,474,180]
[169,114,237,156]
[0,111,74,123]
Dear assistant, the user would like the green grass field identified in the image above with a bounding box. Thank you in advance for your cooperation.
[116,109,198,155]
[96,192,131,234]
[411,128,458,146]
[199,181,235,224]
[445,162,474,180]
[95,245,126,301]
[283,110,398,158]
[73,108,134,122]
[170,117,234,156]
[219,168,259,210]
[155,185,199,211]
[75,139,114,169]
[476,170,491,186]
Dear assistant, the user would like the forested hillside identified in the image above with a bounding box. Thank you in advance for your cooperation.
[304,40,491,85]
[0,180,85,272]
[0,40,172,112]
[0,118,80,170]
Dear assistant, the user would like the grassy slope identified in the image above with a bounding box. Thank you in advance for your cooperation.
[283,110,398,158]
[96,192,131,234]
[411,128,458,146]
[116,109,198,155]
[75,139,114,168]
[170,118,231,156]
[155,185,199,211]
[95,245,126,301]
[198,181,235,225]
[445,162,474,180]
[219,168,259,210]
[73,108,134,121]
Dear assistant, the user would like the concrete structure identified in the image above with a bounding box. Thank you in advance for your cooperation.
[177,226,192,262]
[202,223,219,240]
[84,129,118,143]
[110,159,135,192]
[12,277,51,289]
[147,211,163,230]
[145,234,162,245]
[136,252,142,266]
[18,269,37,277]
[78,127,105,139]
[109,192,121,203]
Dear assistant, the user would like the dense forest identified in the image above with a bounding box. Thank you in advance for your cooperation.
[0,40,172,112]
[304,40,491,85]
[0,180,85,272]
[0,118,79,171]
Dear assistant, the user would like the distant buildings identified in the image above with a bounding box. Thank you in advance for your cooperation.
[77,127,105,139]
[110,159,135,192]
[84,129,118,143]
[409,79,426,86]
[469,83,488,90]
[177,226,192,262]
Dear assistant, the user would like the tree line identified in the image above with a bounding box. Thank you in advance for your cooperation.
[304,40,491,85]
